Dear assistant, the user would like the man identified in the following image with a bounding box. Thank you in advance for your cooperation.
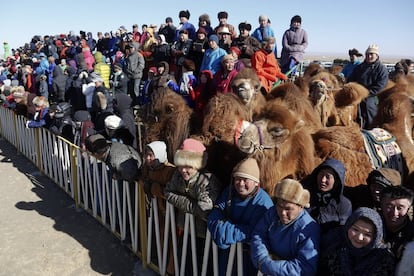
[250,179,320,275]
[199,34,226,76]
[341,48,363,80]
[348,44,388,129]
[124,43,145,105]
[251,15,277,57]
[380,185,414,262]
[85,133,142,183]
[213,11,237,40]
[158,17,176,45]
[232,22,260,59]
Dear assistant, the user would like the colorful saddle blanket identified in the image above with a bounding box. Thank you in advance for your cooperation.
[361,128,404,174]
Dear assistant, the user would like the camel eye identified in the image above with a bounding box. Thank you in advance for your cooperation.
[269,127,284,137]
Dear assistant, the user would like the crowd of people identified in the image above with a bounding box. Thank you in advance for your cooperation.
[0,8,413,276]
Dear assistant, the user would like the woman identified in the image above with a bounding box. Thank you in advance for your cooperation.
[303,158,352,252]
[319,207,395,275]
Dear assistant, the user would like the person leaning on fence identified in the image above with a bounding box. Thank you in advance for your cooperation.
[25,96,52,129]
[165,138,223,238]
[250,179,320,276]
[85,133,142,183]
[207,158,273,276]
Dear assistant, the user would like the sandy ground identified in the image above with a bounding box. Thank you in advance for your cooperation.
[0,137,156,276]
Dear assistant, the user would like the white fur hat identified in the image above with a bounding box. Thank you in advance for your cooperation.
[174,138,207,170]
[104,115,123,130]
[147,141,168,163]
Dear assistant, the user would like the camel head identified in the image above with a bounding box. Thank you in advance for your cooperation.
[237,100,305,155]
[309,79,328,106]
[231,68,262,105]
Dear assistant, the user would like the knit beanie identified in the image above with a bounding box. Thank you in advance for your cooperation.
[274,179,310,208]
[174,138,207,169]
[233,158,260,183]
[209,34,219,44]
[146,141,168,164]
[367,168,401,188]
[366,44,379,56]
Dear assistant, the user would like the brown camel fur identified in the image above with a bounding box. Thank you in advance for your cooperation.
[237,99,317,195]
[142,88,194,161]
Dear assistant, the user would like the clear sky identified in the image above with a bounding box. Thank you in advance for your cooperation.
[2,0,413,60]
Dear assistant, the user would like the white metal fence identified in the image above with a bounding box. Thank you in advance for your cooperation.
[0,106,255,276]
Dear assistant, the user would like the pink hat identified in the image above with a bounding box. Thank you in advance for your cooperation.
[174,138,207,169]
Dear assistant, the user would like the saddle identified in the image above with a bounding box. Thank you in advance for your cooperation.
[361,128,404,174]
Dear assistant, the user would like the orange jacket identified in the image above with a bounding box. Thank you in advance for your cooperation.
[252,49,287,92]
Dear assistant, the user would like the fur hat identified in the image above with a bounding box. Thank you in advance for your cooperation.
[104,115,123,130]
[218,11,228,19]
[274,179,310,208]
[233,158,260,183]
[348,48,363,57]
[85,134,108,155]
[165,17,173,23]
[32,96,48,107]
[366,44,379,56]
[174,138,207,169]
[179,10,190,19]
[290,15,302,24]
[238,22,252,31]
[221,54,235,65]
[146,141,168,163]
[367,168,401,188]
[209,34,219,44]
[12,90,25,99]
[199,13,211,24]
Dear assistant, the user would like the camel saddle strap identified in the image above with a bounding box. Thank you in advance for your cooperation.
[361,128,404,174]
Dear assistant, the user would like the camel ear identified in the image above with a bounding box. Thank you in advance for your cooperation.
[166,103,175,113]
[294,119,305,132]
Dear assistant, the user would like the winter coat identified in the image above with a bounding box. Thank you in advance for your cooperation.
[52,65,68,102]
[112,71,129,95]
[125,51,145,80]
[207,186,273,276]
[318,207,395,276]
[280,26,308,70]
[93,52,111,89]
[250,207,320,276]
[304,158,352,232]
[165,170,223,238]
[104,141,142,182]
[200,47,227,75]
[213,68,238,94]
[251,26,277,56]
[348,59,389,129]
[167,70,197,107]
[149,62,175,94]
[113,93,137,149]
[251,48,287,93]
[27,107,52,128]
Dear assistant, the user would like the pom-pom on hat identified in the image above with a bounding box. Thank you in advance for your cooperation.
[274,179,310,208]
[366,44,379,56]
[233,158,260,183]
[174,138,207,170]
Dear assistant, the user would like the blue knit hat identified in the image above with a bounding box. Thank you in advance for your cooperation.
[209,34,219,44]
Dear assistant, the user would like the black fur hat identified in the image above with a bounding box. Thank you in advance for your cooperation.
[179,10,190,19]
[291,15,302,24]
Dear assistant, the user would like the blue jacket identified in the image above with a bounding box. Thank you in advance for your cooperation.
[199,47,227,75]
[250,207,320,276]
[27,107,51,128]
[207,187,273,249]
[251,26,278,57]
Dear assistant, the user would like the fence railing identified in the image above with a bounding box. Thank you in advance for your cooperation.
[0,106,256,276]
